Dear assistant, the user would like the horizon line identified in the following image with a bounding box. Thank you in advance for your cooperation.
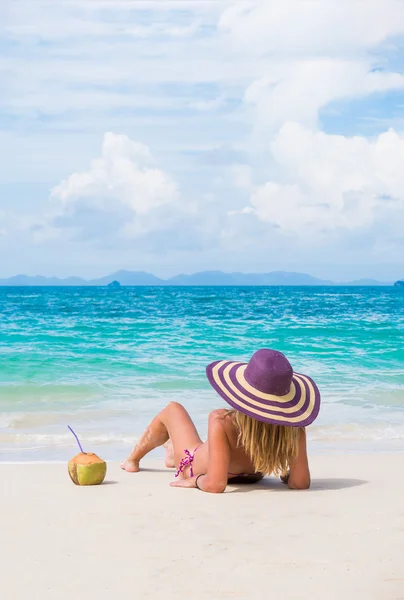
[0,267,400,287]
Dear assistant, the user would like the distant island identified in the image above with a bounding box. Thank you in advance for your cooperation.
[107,280,121,289]
[0,270,396,287]
[394,280,404,287]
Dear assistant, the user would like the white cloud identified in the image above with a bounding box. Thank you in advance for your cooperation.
[219,1,404,56]
[218,1,404,129]
[244,60,404,132]
[244,123,404,235]
[0,0,265,124]
[50,133,178,234]
[220,1,404,242]
[4,0,220,30]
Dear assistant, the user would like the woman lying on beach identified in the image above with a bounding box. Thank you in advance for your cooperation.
[121,349,321,493]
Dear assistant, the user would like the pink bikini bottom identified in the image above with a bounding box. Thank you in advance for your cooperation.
[174,446,258,479]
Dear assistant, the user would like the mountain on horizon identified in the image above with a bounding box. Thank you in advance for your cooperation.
[168,270,334,286]
[90,270,163,286]
[0,270,394,286]
[0,274,87,286]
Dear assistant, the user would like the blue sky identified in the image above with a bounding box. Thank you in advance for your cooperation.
[1,0,404,281]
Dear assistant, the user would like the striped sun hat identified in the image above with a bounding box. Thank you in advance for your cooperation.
[206,349,320,427]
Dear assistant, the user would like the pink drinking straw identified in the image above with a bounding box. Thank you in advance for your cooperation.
[67,425,85,453]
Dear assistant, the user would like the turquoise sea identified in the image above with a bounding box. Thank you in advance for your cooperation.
[0,286,403,462]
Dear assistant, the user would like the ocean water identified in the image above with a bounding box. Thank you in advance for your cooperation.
[0,286,403,462]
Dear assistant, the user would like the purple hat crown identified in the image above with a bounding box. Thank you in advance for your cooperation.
[244,349,293,397]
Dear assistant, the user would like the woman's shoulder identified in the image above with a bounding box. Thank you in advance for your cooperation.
[208,408,234,424]
[208,409,238,438]
[209,408,228,419]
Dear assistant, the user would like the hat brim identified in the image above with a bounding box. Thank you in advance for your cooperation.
[206,360,320,427]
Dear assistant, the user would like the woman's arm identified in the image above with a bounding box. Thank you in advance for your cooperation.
[284,428,311,490]
[196,411,231,493]
[170,410,231,493]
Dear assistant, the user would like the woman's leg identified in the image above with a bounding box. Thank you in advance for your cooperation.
[121,402,202,472]
[163,440,175,468]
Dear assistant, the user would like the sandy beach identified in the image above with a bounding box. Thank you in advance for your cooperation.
[1,453,403,600]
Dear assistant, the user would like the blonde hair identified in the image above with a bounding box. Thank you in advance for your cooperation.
[230,410,301,476]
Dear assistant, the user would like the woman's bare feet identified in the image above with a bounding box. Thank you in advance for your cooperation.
[164,440,175,468]
[120,458,140,472]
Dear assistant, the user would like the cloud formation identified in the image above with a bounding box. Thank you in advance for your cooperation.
[1,0,404,279]
[52,133,177,215]
[244,61,404,132]
[218,1,404,241]
[245,124,404,235]
[49,133,179,239]
[219,1,404,55]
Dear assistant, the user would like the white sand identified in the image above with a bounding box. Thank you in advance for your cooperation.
[1,453,403,600]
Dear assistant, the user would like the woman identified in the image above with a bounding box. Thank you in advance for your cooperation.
[121,349,321,493]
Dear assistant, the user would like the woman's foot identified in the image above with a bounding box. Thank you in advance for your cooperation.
[120,458,140,472]
[164,440,175,468]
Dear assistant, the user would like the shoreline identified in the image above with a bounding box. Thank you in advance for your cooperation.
[1,445,404,465]
[1,449,403,465]
[1,438,404,464]
[1,453,403,599]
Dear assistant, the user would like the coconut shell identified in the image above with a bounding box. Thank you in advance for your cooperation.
[68,452,107,486]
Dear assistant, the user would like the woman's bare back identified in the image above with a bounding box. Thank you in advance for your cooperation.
[180,410,262,481]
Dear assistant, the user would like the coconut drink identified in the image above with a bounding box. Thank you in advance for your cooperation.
[68,452,107,486]
[67,426,107,486]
